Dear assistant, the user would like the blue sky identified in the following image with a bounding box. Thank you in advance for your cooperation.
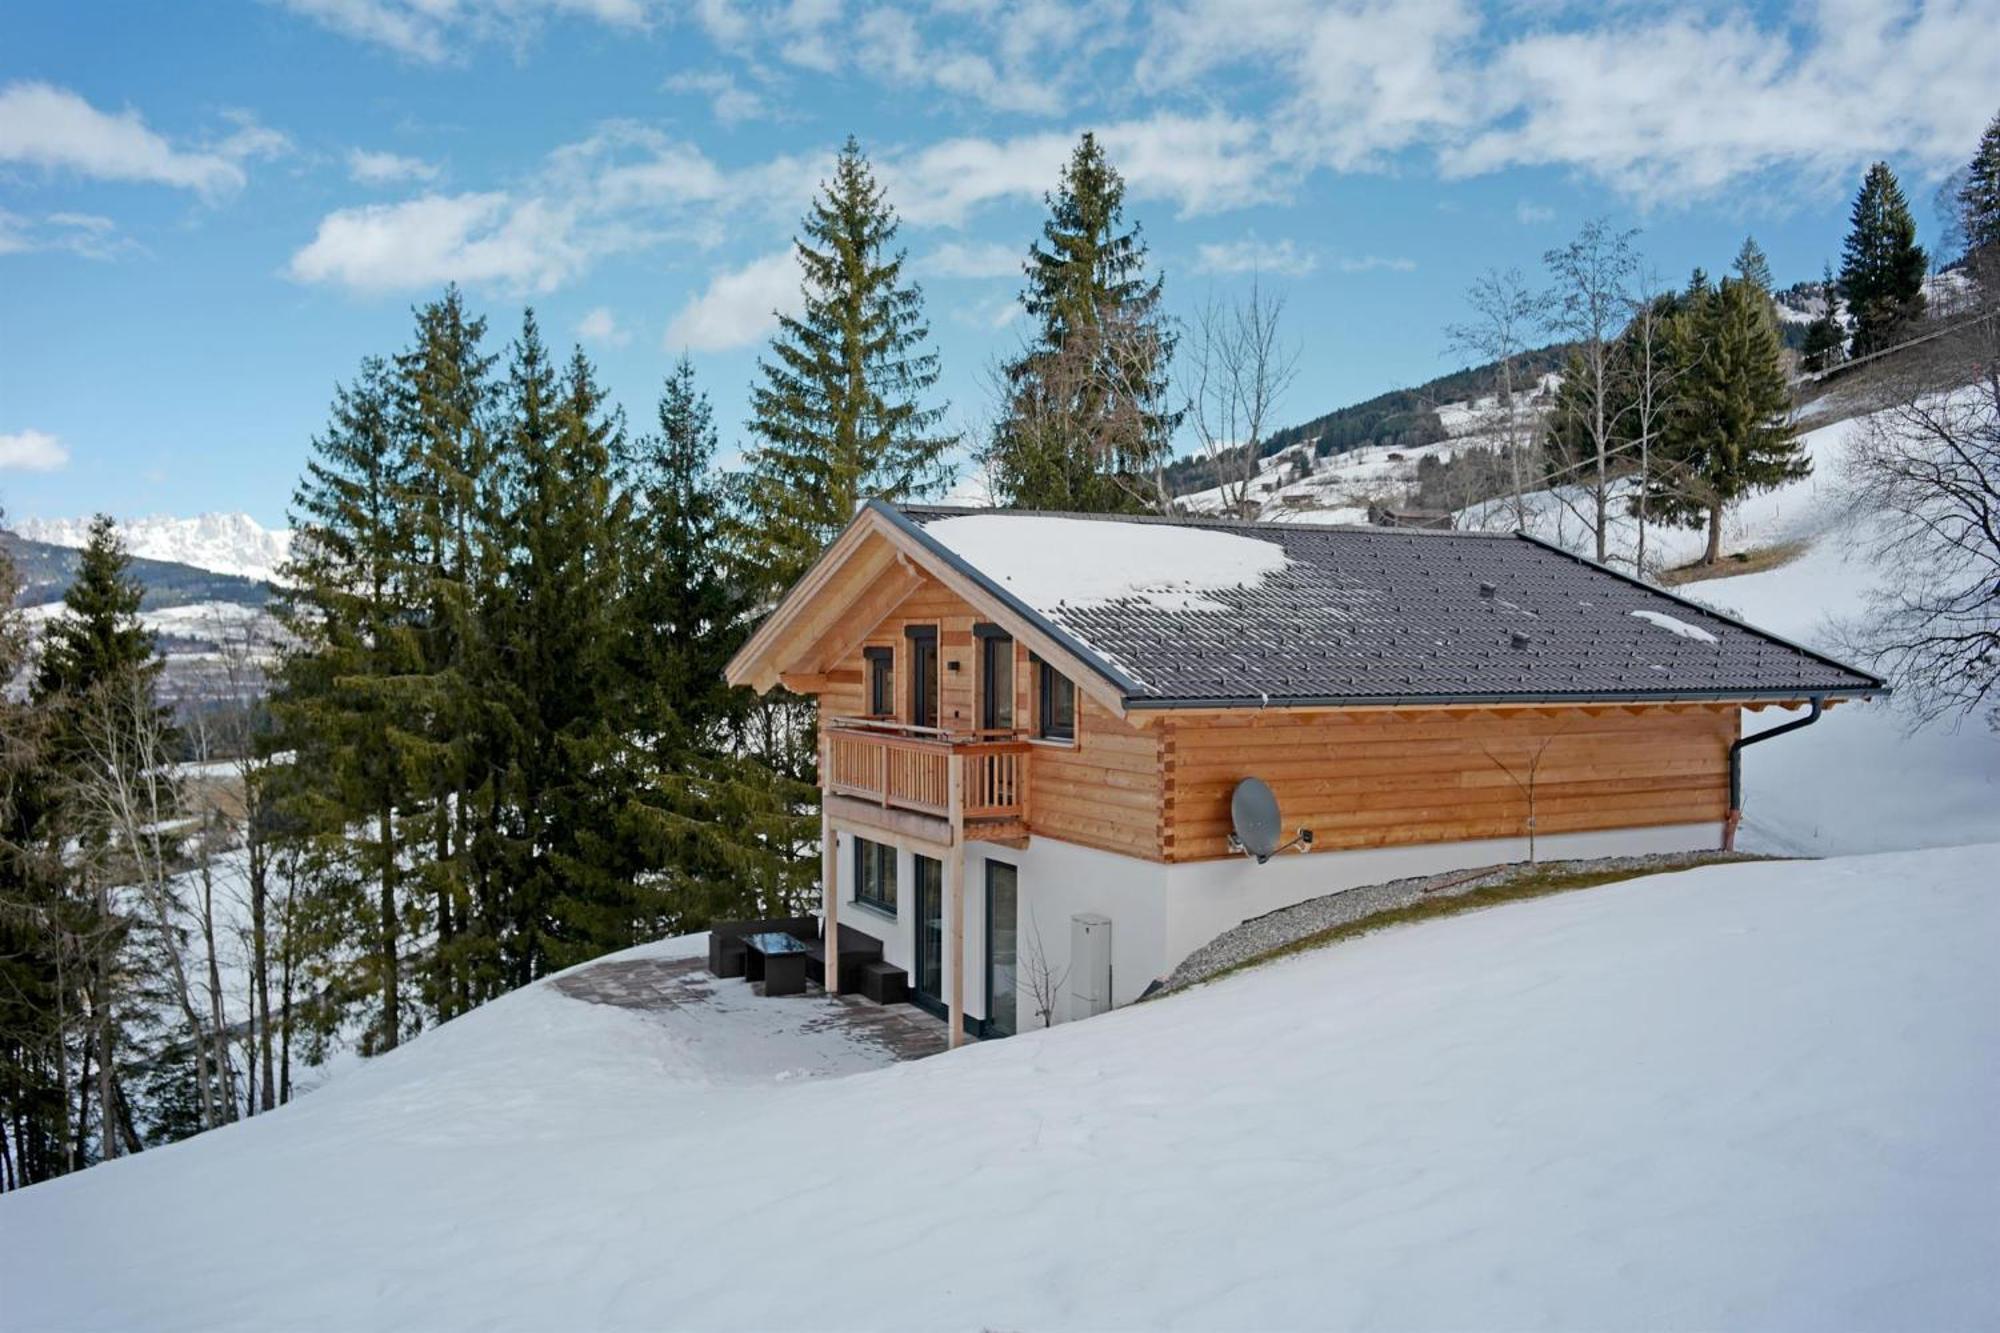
[2,0,1994,527]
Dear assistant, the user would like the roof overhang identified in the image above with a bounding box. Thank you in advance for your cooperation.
[724,501,1137,716]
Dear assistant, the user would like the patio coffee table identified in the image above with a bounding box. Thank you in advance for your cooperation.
[741,931,809,996]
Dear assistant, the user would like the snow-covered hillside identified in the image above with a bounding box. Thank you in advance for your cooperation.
[1178,374,1559,525]
[13,512,292,584]
[2,846,1994,1330]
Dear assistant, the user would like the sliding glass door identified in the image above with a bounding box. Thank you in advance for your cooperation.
[913,854,943,1014]
[986,861,1018,1037]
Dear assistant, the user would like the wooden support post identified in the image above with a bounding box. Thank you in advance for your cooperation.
[822,804,840,995]
[947,755,966,1049]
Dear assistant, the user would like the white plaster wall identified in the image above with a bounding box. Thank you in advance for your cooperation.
[970,836,1170,1018]
[1158,822,1724,974]
[830,827,989,1023]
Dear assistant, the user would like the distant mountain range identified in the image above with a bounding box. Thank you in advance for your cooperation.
[1,526,273,611]
[10,512,291,585]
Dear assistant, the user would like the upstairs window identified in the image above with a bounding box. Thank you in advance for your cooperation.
[854,837,897,915]
[1038,660,1076,741]
[864,647,893,717]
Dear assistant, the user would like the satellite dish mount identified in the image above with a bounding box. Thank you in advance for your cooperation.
[1226,777,1315,865]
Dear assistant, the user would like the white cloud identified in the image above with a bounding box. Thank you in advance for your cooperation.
[1336,254,1415,273]
[662,70,771,127]
[919,240,1022,280]
[1137,0,2000,204]
[1515,200,1555,225]
[275,0,653,63]
[663,247,802,352]
[0,82,278,198]
[0,429,69,472]
[287,192,583,294]
[347,147,440,184]
[576,306,631,346]
[1195,237,1317,277]
[0,208,130,260]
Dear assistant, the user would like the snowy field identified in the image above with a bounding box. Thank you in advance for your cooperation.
[2,847,1995,1330]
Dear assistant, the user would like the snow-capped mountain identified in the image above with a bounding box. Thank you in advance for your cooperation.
[11,512,292,584]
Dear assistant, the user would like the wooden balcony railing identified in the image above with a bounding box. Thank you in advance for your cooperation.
[825,720,1030,825]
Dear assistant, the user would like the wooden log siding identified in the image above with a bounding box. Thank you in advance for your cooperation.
[1158,705,1737,861]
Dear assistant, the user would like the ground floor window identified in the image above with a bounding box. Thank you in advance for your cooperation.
[854,837,897,915]
[914,854,944,1010]
[986,861,1018,1037]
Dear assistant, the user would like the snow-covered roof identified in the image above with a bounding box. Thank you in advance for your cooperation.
[891,503,1884,707]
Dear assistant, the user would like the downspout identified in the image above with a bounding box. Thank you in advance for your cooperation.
[1724,696,1824,851]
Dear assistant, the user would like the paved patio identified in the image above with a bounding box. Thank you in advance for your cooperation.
[551,954,957,1078]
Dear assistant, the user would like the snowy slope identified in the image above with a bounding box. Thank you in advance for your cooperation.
[13,512,291,584]
[2,848,1995,1330]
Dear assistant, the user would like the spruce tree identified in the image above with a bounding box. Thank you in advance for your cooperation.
[988,132,1181,512]
[33,516,159,707]
[1958,107,2000,260]
[391,286,503,1016]
[1649,277,1809,564]
[1732,236,1774,293]
[1801,263,1846,373]
[271,358,419,1052]
[1838,161,1928,356]
[623,359,816,930]
[738,136,953,598]
[489,319,637,976]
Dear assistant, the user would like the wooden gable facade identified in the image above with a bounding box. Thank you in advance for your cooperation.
[726,506,1754,867]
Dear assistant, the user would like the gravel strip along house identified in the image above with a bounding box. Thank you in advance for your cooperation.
[725,502,1884,1043]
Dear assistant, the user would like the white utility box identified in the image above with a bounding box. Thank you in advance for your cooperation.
[1069,912,1112,1021]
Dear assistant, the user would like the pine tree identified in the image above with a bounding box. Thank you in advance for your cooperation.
[738,137,953,598]
[1838,161,1928,356]
[271,358,420,1053]
[1801,262,1846,374]
[1958,107,2000,260]
[988,132,1181,512]
[1732,236,1774,293]
[1649,277,1809,565]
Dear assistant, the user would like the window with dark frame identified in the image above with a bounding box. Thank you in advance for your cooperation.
[853,837,897,914]
[976,624,1014,732]
[906,626,939,729]
[864,647,893,717]
[1038,660,1076,741]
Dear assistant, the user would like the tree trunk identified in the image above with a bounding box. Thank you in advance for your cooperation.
[200,858,233,1122]
[251,836,275,1113]
[379,804,400,1051]
[1704,500,1724,565]
[96,1009,115,1162]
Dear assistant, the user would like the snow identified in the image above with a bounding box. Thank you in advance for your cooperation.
[1628,608,1719,644]
[3,847,1997,1330]
[11,512,292,584]
[925,513,1289,616]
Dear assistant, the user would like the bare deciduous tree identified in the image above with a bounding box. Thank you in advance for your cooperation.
[1181,278,1302,517]
[1019,906,1071,1029]
[1837,303,2000,726]
[1448,267,1544,531]
[1543,220,1641,563]
[1481,733,1560,864]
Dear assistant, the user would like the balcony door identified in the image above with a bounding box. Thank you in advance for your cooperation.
[977,626,1014,733]
[907,627,939,730]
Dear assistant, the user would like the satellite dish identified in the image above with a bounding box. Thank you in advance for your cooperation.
[1229,777,1314,865]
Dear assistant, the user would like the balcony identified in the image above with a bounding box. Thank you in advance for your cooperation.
[825,718,1030,832]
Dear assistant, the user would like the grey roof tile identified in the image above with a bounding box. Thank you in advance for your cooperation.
[893,504,1884,706]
